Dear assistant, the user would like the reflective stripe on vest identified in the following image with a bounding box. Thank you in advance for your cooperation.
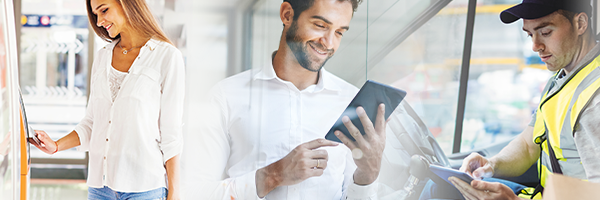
[517,187,542,199]
[532,54,600,187]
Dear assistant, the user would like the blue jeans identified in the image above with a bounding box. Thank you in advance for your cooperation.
[419,178,527,200]
[88,186,167,200]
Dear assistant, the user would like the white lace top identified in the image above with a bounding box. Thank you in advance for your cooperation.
[108,66,128,102]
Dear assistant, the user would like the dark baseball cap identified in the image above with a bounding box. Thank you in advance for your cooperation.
[500,0,592,24]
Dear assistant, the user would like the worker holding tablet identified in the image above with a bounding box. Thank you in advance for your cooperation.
[447,0,600,199]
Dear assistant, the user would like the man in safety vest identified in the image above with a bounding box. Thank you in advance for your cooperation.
[450,0,600,199]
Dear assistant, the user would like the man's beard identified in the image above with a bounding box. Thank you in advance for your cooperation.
[285,21,333,72]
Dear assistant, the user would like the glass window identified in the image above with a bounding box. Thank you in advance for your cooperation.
[360,0,553,154]
[365,0,469,154]
[249,0,282,70]
[327,0,450,86]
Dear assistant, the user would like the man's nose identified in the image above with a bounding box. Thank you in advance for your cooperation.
[319,31,335,50]
[532,36,545,53]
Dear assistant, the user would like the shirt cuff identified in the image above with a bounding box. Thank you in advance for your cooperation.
[161,137,183,164]
[73,126,89,152]
[235,170,264,199]
[347,180,378,199]
[160,126,184,164]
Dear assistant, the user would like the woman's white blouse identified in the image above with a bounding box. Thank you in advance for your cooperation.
[74,39,185,192]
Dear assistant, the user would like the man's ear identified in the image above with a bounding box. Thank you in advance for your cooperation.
[280,2,294,27]
[574,12,589,36]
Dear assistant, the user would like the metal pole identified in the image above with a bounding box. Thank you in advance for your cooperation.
[366,0,369,80]
[453,0,477,154]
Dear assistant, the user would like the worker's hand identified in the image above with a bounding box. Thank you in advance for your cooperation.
[449,177,522,200]
[255,138,338,197]
[335,104,386,185]
[29,130,58,155]
[459,152,494,179]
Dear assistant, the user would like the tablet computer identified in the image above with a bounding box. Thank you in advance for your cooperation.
[325,80,406,143]
[429,164,475,185]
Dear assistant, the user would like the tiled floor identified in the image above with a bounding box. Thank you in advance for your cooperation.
[30,179,87,200]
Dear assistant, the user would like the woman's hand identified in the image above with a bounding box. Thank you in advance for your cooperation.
[30,130,58,154]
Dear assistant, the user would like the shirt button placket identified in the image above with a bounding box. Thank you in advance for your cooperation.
[297,93,303,143]
[290,91,299,147]
[104,106,114,185]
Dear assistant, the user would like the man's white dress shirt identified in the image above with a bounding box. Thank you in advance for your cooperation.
[188,62,378,199]
[74,39,185,192]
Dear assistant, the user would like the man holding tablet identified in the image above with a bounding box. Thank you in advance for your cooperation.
[447,0,600,199]
[184,0,389,199]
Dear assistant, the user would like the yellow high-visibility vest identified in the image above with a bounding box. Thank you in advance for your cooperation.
[531,54,600,194]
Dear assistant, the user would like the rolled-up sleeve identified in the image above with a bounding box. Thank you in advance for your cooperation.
[158,49,185,163]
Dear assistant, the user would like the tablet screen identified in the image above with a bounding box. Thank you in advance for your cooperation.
[325,80,406,143]
[429,164,475,185]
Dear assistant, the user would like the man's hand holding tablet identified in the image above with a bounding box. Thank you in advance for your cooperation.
[327,80,406,186]
[325,80,406,142]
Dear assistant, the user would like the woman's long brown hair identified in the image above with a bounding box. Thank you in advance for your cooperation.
[86,0,173,45]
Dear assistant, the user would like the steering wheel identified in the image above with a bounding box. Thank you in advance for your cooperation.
[427,135,450,167]
[396,101,450,167]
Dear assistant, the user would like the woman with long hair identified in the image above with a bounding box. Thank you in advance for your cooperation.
[30,0,184,199]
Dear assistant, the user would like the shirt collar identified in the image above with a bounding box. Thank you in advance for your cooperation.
[253,51,341,92]
[144,38,160,51]
[557,42,600,79]
[103,38,161,74]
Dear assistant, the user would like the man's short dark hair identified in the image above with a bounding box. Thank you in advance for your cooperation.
[284,0,362,20]
[557,9,578,24]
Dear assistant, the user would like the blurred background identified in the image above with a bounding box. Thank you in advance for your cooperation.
[0,0,598,199]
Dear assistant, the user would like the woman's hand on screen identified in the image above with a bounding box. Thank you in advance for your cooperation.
[30,130,58,154]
